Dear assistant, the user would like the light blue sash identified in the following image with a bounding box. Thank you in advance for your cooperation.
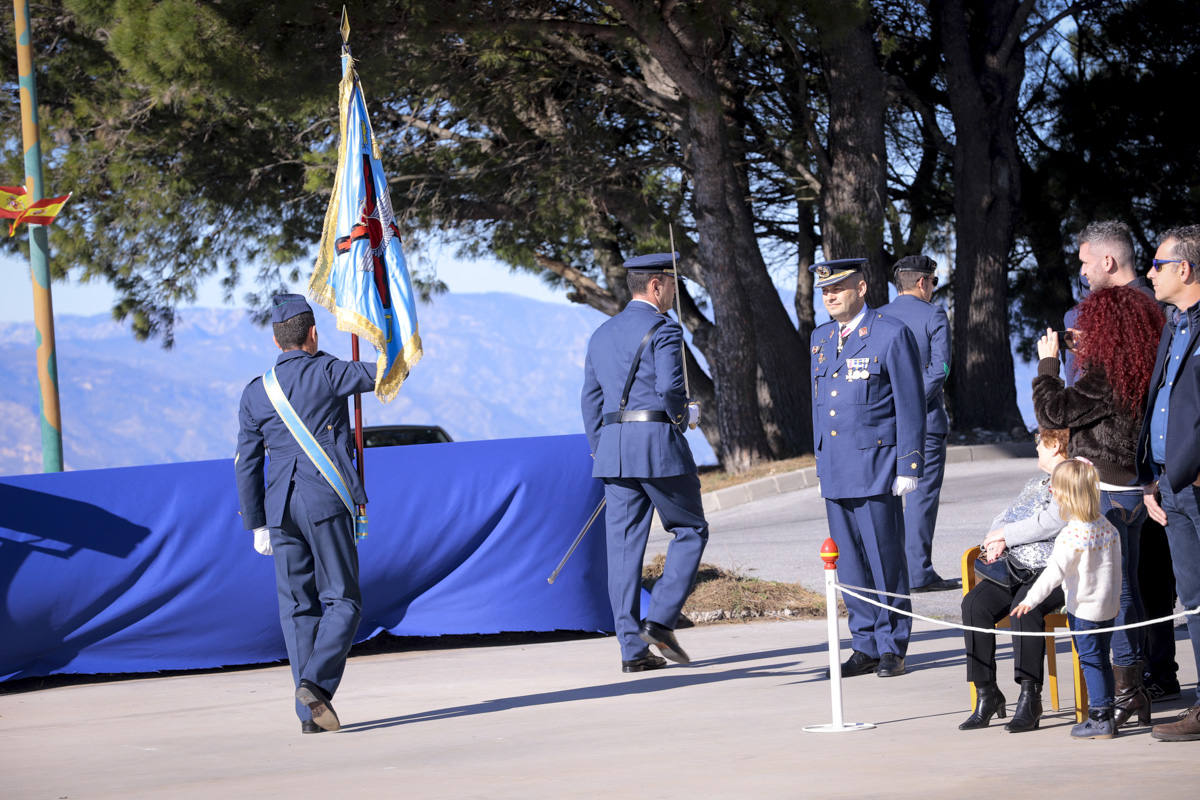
[262,368,367,541]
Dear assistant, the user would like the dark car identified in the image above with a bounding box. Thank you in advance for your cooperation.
[360,424,453,448]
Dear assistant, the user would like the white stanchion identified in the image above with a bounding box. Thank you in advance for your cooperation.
[804,538,875,733]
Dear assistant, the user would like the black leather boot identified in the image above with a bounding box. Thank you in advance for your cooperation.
[1113,663,1151,727]
[1004,680,1042,732]
[959,681,1006,730]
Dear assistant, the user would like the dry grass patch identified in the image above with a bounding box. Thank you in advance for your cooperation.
[642,554,835,623]
[697,454,816,494]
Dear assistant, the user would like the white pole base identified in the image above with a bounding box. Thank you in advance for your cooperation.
[803,722,876,733]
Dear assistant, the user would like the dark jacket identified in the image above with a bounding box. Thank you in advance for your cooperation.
[1136,300,1200,492]
[1033,358,1141,486]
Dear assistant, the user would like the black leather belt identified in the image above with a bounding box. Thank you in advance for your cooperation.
[603,410,671,425]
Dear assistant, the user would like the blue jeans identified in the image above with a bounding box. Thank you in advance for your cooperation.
[1069,613,1115,708]
[1101,490,1146,667]
[1159,480,1200,704]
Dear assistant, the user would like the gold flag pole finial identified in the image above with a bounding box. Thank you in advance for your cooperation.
[340,6,350,45]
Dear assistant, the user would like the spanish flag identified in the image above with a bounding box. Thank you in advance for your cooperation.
[1,185,71,236]
[308,40,422,403]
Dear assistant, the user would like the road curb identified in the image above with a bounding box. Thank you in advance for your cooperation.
[699,441,1034,515]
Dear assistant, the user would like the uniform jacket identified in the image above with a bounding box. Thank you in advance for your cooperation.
[810,308,925,499]
[879,294,951,435]
[1136,300,1200,492]
[581,300,695,479]
[235,349,377,529]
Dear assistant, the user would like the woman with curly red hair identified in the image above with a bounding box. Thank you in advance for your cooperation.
[1033,285,1165,729]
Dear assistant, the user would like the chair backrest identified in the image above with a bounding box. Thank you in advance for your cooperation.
[961,545,982,596]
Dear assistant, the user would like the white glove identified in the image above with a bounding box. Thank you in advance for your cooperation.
[892,476,918,497]
[253,527,273,556]
[687,402,700,428]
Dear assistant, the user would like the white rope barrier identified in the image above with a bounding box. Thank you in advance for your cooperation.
[835,582,1200,638]
[804,537,1199,735]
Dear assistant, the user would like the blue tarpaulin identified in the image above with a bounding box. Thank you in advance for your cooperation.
[0,434,610,682]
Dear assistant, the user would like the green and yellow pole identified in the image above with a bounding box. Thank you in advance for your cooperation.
[12,0,63,472]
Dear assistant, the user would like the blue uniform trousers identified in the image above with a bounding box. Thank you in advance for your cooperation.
[903,431,946,587]
[826,494,911,658]
[1159,481,1200,704]
[271,486,362,721]
[603,474,708,661]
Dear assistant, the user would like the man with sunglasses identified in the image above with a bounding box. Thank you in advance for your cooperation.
[879,255,957,593]
[1136,224,1200,742]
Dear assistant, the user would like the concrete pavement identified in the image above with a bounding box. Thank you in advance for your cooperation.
[3,618,1196,798]
[4,453,1198,798]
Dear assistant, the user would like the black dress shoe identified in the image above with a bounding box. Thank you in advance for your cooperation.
[638,620,690,664]
[301,720,324,734]
[824,650,880,679]
[911,577,962,593]
[296,679,341,732]
[622,653,668,673]
[876,653,906,677]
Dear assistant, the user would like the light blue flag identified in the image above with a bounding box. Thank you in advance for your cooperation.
[310,48,422,402]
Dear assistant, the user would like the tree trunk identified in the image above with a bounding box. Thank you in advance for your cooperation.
[937,0,1027,432]
[818,15,890,308]
[682,101,774,472]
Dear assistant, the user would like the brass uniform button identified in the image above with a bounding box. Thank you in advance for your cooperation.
[831,430,838,437]
[833,371,839,378]
[911,462,918,469]
[326,425,333,430]
[829,410,836,416]
[877,439,882,445]
[831,390,838,397]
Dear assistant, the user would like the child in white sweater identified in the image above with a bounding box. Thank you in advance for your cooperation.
[1012,458,1122,739]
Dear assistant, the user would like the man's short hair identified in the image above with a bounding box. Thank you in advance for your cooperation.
[273,311,315,350]
[1079,220,1134,269]
[627,270,667,296]
[895,271,924,291]
[1162,224,1200,268]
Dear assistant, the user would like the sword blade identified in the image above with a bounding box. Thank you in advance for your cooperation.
[547,496,606,584]
[668,224,690,399]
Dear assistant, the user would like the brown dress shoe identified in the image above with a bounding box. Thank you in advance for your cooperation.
[1151,705,1200,742]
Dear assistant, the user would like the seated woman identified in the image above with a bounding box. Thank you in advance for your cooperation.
[1033,286,1164,727]
[959,427,1069,732]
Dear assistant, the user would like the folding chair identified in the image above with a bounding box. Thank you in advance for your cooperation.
[962,546,1087,723]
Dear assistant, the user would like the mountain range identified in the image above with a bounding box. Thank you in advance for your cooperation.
[0,292,719,475]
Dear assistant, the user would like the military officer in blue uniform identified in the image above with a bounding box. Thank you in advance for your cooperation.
[235,294,376,734]
[581,253,709,672]
[810,258,925,677]
[879,255,959,593]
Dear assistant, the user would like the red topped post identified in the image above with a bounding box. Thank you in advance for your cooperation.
[820,537,839,570]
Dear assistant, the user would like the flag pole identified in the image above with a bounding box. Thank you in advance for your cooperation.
[340,7,367,493]
[12,0,64,472]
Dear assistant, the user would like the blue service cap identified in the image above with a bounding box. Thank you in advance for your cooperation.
[893,254,936,275]
[271,293,313,324]
[809,258,866,288]
[623,252,678,274]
